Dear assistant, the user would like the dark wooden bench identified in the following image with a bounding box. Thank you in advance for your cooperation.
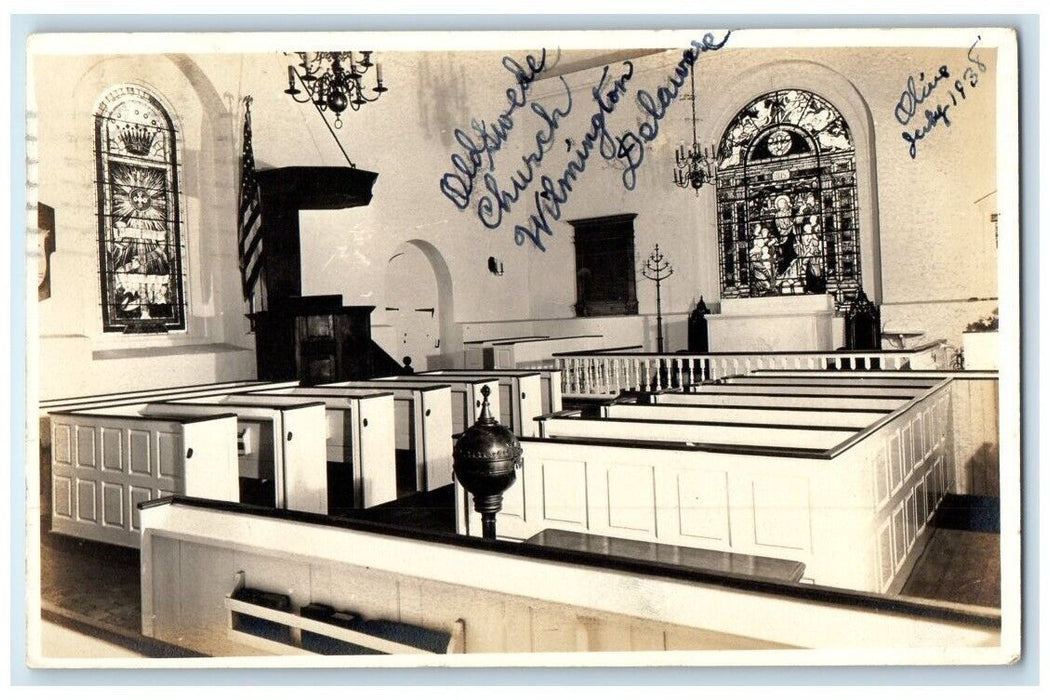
[524,529,806,583]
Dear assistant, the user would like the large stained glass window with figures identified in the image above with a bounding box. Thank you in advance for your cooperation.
[716,89,861,310]
[95,85,185,333]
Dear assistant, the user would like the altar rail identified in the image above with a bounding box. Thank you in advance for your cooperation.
[553,341,946,397]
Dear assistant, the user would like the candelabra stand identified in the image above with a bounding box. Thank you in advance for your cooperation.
[643,244,674,354]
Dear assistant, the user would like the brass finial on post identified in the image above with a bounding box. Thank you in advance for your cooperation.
[452,386,522,540]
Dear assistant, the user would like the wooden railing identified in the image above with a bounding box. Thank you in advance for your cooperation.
[553,341,947,397]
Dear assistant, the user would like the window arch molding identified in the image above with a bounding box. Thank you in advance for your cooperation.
[703,60,882,303]
[93,82,188,333]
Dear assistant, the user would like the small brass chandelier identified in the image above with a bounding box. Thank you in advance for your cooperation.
[673,66,715,193]
[284,51,388,129]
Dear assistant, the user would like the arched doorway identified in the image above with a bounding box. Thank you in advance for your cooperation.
[383,240,454,371]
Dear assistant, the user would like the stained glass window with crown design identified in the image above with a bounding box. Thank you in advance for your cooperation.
[716,89,861,311]
[95,85,186,333]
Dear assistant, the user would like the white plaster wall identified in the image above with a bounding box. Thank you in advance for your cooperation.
[31,52,256,399]
[30,39,1003,385]
[266,44,999,354]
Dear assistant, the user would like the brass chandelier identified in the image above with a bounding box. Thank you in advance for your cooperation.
[673,65,715,193]
[284,51,388,130]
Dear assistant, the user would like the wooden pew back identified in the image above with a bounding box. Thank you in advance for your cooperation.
[142,400,328,515]
[48,409,239,547]
[181,392,398,508]
[604,402,889,429]
[462,335,549,369]
[39,380,300,413]
[490,335,603,370]
[261,385,453,492]
[537,414,858,450]
[653,392,911,411]
[141,497,999,655]
[413,370,543,436]
[682,383,930,397]
[722,376,941,388]
[420,368,562,419]
[325,378,499,436]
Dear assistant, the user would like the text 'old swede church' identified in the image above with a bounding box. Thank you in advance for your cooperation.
[28,28,1017,664]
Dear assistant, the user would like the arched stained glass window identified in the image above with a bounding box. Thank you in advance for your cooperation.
[95,85,186,333]
[716,89,861,310]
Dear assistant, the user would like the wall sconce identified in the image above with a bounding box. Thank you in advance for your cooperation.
[487,256,504,276]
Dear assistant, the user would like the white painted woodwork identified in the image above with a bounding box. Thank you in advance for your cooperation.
[723,375,941,388]
[190,391,398,508]
[50,411,238,547]
[459,379,968,593]
[139,501,1000,657]
[555,345,946,397]
[140,400,328,514]
[604,402,887,429]
[39,380,301,414]
[538,415,857,451]
[750,370,997,379]
[273,384,453,493]
[683,383,928,397]
[653,391,909,411]
[490,335,604,370]
[101,402,274,483]
[278,403,329,514]
[415,371,544,437]
[962,331,999,370]
[424,368,563,415]
[462,335,548,370]
[351,376,500,436]
[947,378,1000,496]
[707,294,837,352]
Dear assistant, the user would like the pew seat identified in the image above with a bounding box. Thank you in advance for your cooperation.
[525,529,806,583]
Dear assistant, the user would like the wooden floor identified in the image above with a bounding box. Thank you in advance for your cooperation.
[901,527,1001,608]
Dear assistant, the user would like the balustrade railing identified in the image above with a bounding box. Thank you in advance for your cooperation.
[553,341,947,397]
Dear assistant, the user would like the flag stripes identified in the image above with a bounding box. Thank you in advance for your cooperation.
[239,98,264,301]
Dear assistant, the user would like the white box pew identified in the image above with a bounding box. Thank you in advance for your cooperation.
[682,383,929,398]
[603,402,890,430]
[420,368,562,418]
[458,377,957,594]
[140,496,999,656]
[537,412,858,451]
[181,392,396,509]
[39,380,300,413]
[749,370,977,379]
[722,375,942,389]
[48,408,239,547]
[88,400,329,515]
[413,370,543,437]
[462,335,549,370]
[263,384,454,494]
[490,334,603,370]
[653,391,911,412]
[327,377,500,437]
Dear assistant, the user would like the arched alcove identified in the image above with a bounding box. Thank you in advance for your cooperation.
[383,239,456,370]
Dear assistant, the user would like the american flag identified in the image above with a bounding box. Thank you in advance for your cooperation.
[238,97,264,304]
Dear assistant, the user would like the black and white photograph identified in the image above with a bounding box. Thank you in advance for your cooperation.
[21,22,1022,670]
